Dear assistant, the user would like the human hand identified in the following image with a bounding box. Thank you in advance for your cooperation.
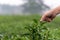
[40,11,57,22]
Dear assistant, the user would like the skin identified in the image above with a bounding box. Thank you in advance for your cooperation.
[40,6,60,22]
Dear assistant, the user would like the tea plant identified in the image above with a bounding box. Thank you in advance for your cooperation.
[0,15,59,40]
[21,19,50,40]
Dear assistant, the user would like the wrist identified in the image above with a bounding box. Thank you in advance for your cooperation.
[55,7,60,15]
[55,10,60,15]
[56,13,59,15]
[52,6,60,15]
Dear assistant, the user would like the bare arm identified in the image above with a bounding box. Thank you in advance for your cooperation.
[40,6,60,22]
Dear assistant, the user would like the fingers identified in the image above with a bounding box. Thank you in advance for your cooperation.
[40,17,47,22]
[51,14,56,20]
[40,13,56,22]
[46,18,52,22]
[40,14,52,22]
[40,17,52,22]
[40,16,46,22]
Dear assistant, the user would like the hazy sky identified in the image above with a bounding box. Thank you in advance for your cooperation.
[0,0,27,5]
[44,0,60,8]
[0,0,60,8]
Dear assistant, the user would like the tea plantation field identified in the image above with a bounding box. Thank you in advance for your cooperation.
[0,15,59,40]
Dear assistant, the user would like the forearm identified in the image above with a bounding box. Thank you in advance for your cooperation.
[52,6,60,15]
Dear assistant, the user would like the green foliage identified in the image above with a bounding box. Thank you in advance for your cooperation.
[0,15,59,40]
[20,19,55,40]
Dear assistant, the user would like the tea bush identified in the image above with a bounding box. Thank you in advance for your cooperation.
[0,15,59,40]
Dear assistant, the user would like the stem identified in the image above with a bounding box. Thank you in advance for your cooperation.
[45,30,49,40]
